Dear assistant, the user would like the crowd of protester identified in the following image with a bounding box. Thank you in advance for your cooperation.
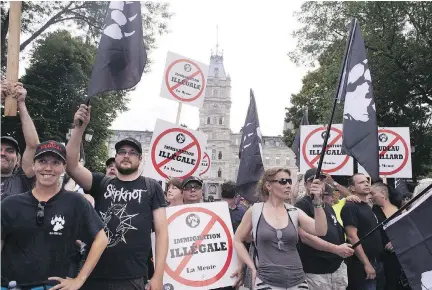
[2,81,431,290]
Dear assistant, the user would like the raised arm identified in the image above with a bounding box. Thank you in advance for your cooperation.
[297,179,328,236]
[66,104,93,191]
[16,83,39,177]
[150,207,169,289]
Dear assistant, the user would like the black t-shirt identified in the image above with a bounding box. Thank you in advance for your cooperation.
[88,173,167,280]
[229,203,247,233]
[0,168,34,200]
[1,190,103,285]
[295,196,345,274]
[341,201,384,260]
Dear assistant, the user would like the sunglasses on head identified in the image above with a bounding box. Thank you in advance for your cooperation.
[270,178,292,185]
[36,201,46,225]
[307,174,326,182]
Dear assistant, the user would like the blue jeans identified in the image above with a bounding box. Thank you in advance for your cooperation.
[364,261,385,290]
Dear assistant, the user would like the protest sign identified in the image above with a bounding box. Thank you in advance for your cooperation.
[199,151,211,177]
[143,119,207,181]
[152,202,238,290]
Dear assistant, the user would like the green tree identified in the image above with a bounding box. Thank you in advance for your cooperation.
[2,31,128,172]
[1,1,172,68]
[285,1,432,179]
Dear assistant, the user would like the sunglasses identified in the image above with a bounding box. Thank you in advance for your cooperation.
[276,229,284,251]
[270,178,292,185]
[36,201,46,225]
[184,184,202,191]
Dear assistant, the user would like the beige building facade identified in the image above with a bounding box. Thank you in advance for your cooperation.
[107,50,297,199]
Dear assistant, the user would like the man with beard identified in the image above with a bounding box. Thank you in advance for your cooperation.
[1,81,39,199]
[66,104,168,290]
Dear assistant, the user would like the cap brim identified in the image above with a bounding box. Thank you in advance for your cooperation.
[34,150,66,161]
[115,140,142,153]
[182,179,203,188]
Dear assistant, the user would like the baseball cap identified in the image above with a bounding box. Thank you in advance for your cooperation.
[1,136,20,154]
[115,137,142,154]
[34,140,66,161]
[105,157,115,167]
[304,168,326,182]
[182,176,203,189]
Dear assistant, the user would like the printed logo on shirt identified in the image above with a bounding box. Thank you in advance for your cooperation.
[99,203,138,247]
[50,215,65,235]
[331,214,338,226]
[104,183,147,204]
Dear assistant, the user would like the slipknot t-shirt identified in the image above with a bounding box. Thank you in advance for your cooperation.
[88,173,167,280]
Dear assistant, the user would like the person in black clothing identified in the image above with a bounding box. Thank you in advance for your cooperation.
[342,173,385,290]
[66,104,168,290]
[221,181,248,233]
[295,168,354,290]
[371,182,411,290]
[1,141,108,289]
[1,81,39,199]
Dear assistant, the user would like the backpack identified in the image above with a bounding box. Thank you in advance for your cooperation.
[99,175,156,196]
[250,202,299,268]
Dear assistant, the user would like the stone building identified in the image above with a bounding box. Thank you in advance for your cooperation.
[107,49,297,200]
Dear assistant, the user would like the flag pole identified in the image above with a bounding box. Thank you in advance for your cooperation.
[4,1,22,116]
[176,102,182,125]
[315,19,356,180]
[352,183,432,248]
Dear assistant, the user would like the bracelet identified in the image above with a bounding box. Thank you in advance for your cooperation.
[313,202,324,208]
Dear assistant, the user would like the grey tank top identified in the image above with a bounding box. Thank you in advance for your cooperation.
[256,214,305,288]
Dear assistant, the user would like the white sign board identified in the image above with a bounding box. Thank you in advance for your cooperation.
[358,127,412,178]
[143,119,207,181]
[160,51,208,109]
[152,202,238,290]
[198,151,211,177]
[300,124,354,176]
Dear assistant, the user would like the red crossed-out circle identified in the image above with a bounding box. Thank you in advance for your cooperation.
[151,128,202,179]
[378,129,409,176]
[199,152,211,176]
[165,59,205,102]
[165,207,233,287]
[302,126,350,173]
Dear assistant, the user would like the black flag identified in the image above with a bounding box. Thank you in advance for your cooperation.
[88,1,146,97]
[236,89,264,203]
[291,109,309,169]
[340,19,379,181]
[395,178,410,195]
[384,191,432,290]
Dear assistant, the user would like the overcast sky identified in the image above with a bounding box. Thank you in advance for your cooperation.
[111,0,309,136]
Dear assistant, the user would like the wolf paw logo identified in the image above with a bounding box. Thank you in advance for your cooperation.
[51,215,65,232]
[186,214,200,228]
[104,1,138,40]
[344,59,376,123]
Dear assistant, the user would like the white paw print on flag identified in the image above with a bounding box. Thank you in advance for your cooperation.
[104,1,138,40]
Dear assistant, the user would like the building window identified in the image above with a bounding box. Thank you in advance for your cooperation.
[207,117,210,124]
[275,141,280,147]
[146,136,151,142]
[212,149,216,160]
[219,117,223,125]
[213,89,219,97]
[265,157,270,165]
[213,117,217,125]
[212,132,217,140]
[218,151,222,160]
[276,157,280,165]
[218,168,222,178]
[214,67,219,77]
[285,157,290,165]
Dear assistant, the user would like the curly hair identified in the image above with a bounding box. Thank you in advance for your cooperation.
[257,167,291,199]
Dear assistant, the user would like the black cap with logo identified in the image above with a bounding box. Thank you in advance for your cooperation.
[34,141,67,161]
[115,137,142,154]
[182,176,203,189]
[1,136,20,154]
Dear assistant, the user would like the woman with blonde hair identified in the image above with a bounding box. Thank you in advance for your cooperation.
[166,177,184,207]
[232,167,327,290]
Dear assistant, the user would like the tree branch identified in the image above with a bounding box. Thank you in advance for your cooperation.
[19,1,74,51]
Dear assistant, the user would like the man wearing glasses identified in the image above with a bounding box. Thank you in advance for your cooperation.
[65,105,168,290]
[182,176,203,204]
[295,168,354,290]
[1,141,108,290]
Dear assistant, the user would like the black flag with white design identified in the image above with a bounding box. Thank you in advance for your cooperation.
[88,1,146,97]
[340,19,379,181]
[291,109,309,169]
[236,89,264,203]
[384,191,432,290]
